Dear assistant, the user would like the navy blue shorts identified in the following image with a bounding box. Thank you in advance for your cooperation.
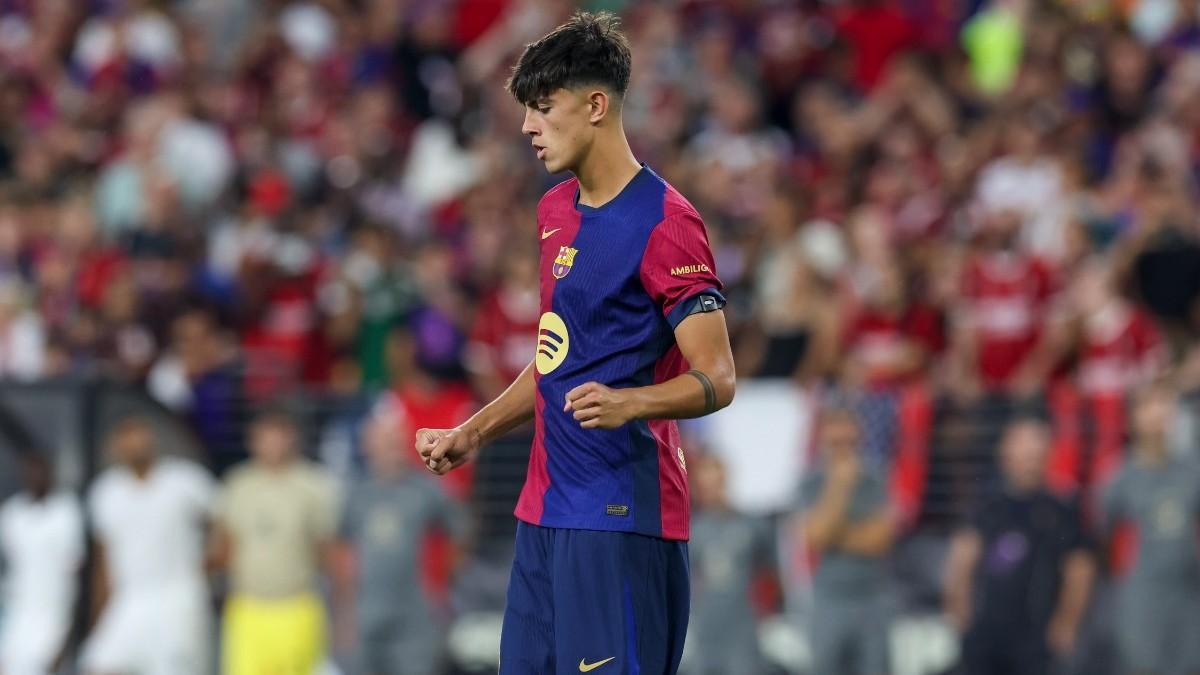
[499,522,690,675]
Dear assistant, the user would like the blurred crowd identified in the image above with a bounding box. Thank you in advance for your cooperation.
[0,0,1199,673]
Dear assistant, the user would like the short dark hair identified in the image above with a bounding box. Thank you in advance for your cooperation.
[252,405,298,433]
[505,11,632,107]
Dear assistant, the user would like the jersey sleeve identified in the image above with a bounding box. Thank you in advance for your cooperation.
[180,461,217,519]
[640,211,725,330]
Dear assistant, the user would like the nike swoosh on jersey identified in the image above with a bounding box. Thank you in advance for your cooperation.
[579,657,616,672]
[541,228,561,240]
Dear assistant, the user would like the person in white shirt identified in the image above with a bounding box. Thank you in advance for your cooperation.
[80,417,215,675]
[0,452,84,675]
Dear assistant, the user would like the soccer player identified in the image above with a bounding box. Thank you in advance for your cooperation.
[212,409,339,675]
[81,417,215,675]
[0,453,84,675]
[415,11,735,675]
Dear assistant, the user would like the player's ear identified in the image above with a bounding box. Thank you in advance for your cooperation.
[587,89,610,125]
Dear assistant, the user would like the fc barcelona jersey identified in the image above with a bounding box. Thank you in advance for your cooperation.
[514,164,725,541]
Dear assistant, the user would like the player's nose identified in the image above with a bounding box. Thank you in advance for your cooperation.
[521,108,538,137]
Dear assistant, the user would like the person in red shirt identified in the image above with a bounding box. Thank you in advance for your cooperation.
[1070,259,1165,398]
[385,327,477,501]
[843,262,944,391]
[951,209,1059,398]
[465,244,540,402]
[834,0,918,91]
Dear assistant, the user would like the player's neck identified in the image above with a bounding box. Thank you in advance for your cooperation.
[574,132,641,209]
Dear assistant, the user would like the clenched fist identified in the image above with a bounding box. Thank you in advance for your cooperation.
[563,381,637,429]
[415,427,480,475]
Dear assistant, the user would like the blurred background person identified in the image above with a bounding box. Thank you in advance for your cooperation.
[943,418,1095,675]
[1101,381,1200,675]
[686,453,774,675]
[0,452,83,675]
[334,408,466,675]
[212,408,339,675]
[80,417,215,675]
[798,407,897,675]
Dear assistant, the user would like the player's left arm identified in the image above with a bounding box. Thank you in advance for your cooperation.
[564,310,734,427]
[566,210,734,428]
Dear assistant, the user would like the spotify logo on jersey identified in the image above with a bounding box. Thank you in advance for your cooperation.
[536,311,570,375]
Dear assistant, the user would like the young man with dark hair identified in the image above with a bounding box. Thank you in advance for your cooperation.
[416,11,735,674]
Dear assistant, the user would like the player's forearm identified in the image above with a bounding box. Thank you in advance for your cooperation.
[1053,551,1096,630]
[460,360,536,446]
[943,530,981,628]
[801,481,855,551]
[836,510,897,557]
[628,363,735,421]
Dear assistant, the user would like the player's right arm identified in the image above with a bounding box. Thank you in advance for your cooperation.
[417,359,536,475]
[943,527,982,631]
[89,540,111,629]
[799,459,858,552]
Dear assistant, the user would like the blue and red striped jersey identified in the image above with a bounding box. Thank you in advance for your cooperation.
[514,164,725,541]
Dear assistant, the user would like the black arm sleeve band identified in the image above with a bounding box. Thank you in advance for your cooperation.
[686,369,717,415]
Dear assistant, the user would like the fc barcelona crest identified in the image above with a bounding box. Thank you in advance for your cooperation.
[552,246,578,279]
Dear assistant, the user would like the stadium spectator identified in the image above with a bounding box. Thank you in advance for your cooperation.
[943,418,1096,675]
[1067,259,1165,399]
[1101,381,1200,675]
[949,197,1059,399]
[688,454,773,675]
[81,417,215,675]
[465,241,540,402]
[798,407,897,675]
[0,452,83,675]
[212,407,339,675]
[149,306,247,475]
[335,407,466,675]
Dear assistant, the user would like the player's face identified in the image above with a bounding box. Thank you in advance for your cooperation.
[1132,387,1173,444]
[820,416,860,460]
[363,414,406,477]
[110,421,155,468]
[522,89,594,174]
[250,420,296,468]
[20,455,52,495]
[1000,422,1048,491]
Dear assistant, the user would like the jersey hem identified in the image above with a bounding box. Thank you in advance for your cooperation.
[513,512,689,541]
